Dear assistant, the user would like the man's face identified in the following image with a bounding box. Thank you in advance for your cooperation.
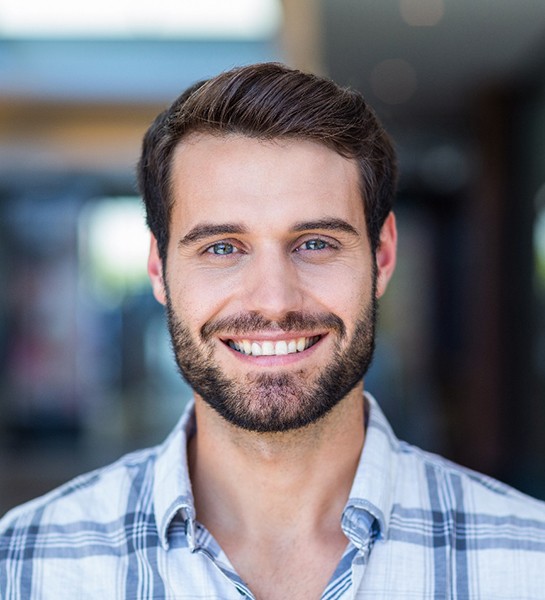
[148,134,396,432]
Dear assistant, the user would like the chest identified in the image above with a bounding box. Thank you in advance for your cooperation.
[234,543,348,600]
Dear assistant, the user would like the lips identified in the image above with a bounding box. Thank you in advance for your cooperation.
[225,335,322,356]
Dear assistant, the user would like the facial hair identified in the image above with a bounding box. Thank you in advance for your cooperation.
[165,286,377,433]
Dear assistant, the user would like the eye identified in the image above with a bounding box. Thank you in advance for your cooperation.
[303,239,327,251]
[206,241,238,255]
[296,238,332,252]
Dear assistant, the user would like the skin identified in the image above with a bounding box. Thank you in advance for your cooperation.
[148,134,397,600]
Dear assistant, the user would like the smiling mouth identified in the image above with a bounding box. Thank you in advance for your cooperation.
[225,335,322,357]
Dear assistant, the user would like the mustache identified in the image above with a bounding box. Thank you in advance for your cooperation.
[200,311,346,341]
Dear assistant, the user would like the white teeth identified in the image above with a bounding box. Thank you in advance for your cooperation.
[261,341,275,355]
[275,341,288,355]
[228,336,320,356]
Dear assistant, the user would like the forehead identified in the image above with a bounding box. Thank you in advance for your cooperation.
[169,134,365,232]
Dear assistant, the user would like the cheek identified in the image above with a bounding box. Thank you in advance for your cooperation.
[166,265,239,328]
[299,265,372,314]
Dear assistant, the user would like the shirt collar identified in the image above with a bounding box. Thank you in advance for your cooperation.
[153,392,400,551]
[341,392,399,550]
[153,398,197,551]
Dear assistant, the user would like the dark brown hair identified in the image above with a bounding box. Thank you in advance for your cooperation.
[137,62,397,261]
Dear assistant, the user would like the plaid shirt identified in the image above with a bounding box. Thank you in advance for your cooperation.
[2,393,545,599]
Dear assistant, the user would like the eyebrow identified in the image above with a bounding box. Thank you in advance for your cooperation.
[177,217,360,247]
[178,223,249,247]
[291,218,360,237]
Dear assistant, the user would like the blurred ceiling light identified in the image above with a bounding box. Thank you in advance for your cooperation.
[399,0,445,27]
[0,0,282,39]
[370,58,417,105]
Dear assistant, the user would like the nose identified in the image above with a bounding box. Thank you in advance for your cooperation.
[243,249,304,321]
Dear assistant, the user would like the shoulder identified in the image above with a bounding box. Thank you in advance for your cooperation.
[400,441,545,514]
[382,444,545,598]
[0,445,159,545]
[391,441,545,557]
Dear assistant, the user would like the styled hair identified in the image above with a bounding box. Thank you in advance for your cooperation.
[137,62,397,261]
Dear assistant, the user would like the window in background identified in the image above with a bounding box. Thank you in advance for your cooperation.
[0,0,282,40]
[78,196,191,450]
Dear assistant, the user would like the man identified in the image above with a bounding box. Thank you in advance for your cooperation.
[1,63,545,599]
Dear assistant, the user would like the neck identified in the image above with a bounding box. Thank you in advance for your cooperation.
[188,385,366,542]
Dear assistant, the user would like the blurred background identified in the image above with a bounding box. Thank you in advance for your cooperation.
[1,0,545,514]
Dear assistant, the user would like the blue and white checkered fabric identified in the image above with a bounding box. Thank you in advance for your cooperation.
[2,393,545,599]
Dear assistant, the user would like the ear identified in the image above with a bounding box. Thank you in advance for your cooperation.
[375,212,397,299]
[148,235,167,305]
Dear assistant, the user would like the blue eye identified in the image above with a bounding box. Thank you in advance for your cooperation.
[301,239,328,251]
[207,242,237,255]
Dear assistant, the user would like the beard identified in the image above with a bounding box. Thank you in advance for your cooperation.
[165,285,377,433]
